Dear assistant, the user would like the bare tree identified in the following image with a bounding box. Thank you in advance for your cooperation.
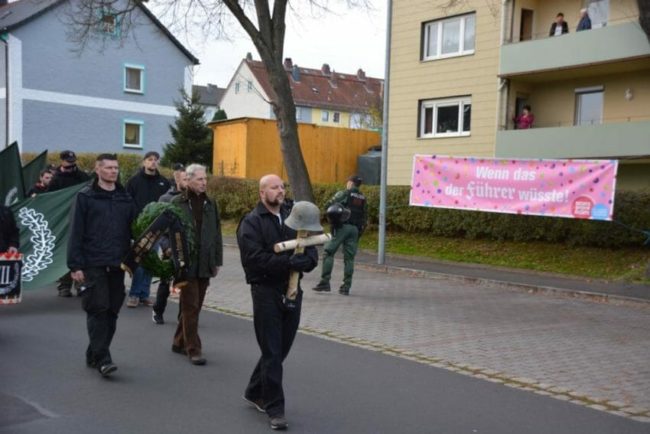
[65,0,370,202]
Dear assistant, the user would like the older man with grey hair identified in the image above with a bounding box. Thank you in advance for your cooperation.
[170,163,223,365]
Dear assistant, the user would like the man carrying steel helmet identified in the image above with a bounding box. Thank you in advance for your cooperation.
[236,174,319,430]
[313,174,368,295]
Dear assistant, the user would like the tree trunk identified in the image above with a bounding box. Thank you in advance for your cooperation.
[262,56,314,202]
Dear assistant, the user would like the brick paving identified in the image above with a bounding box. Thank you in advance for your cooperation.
[200,246,650,419]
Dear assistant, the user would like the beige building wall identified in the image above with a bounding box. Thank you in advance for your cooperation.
[387,0,502,185]
[516,70,650,128]
[510,0,639,42]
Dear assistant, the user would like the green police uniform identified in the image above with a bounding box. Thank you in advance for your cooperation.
[315,186,367,294]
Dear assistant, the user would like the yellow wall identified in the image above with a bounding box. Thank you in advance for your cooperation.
[211,118,381,184]
[311,108,352,128]
[518,70,650,128]
[510,0,639,42]
[387,0,502,185]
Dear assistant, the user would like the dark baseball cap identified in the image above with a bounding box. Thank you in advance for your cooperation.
[348,175,363,186]
[143,151,160,160]
[60,150,77,162]
[172,163,185,171]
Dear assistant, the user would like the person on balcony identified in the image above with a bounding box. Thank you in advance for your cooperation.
[513,105,535,129]
[577,9,592,31]
[549,12,569,36]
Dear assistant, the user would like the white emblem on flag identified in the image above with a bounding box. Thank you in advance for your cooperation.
[18,208,56,282]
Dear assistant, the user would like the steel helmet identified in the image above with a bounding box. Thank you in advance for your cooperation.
[285,201,323,232]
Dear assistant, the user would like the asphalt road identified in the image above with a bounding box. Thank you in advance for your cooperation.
[1,288,647,434]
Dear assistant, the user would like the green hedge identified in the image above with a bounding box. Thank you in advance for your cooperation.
[207,178,650,248]
[21,152,650,248]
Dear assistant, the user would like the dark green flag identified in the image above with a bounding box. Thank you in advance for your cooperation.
[22,150,48,196]
[10,183,86,290]
[0,142,25,206]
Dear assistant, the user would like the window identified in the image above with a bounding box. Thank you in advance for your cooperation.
[235,82,240,94]
[295,106,302,121]
[321,111,329,122]
[575,87,604,126]
[123,120,143,148]
[587,0,609,28]
[101,14,116,34]
[247,80,253,92]
[124,65,144,93]
[419,97,471,137]
[333,112,340,123]
[422,13,476,60]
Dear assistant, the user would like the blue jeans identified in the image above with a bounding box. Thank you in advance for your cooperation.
[128,266,152,300]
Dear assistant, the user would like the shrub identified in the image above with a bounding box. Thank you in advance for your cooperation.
[206,178,650,248]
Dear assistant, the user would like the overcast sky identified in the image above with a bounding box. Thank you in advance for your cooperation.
[173,2,388,87]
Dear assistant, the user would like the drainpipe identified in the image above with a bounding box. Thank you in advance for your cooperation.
[378,0,392,265]
[1,33,7,148]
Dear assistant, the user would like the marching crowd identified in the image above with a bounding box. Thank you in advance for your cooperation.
[1,150,367,431]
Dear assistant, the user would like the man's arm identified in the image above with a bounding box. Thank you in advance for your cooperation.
[67,193,87,272]
[237,216,290,279]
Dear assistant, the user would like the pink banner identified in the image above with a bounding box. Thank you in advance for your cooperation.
[410,155,618,220]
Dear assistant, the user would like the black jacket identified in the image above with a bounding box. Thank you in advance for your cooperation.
[0,205,19,252]
[48,167,91,192]
[237,201,318,287]
[126,168,171,215]
[549,21,569,36]
[67,180,136,271]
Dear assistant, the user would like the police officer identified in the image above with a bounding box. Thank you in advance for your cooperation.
[313,174,367,295]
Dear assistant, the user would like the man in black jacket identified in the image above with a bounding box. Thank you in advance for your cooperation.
[68,154,136,377]
[0,205,19,253]
[237,174,318,430]
[125,151,170,307]
[549,12,569,36]
[49,150,91,297]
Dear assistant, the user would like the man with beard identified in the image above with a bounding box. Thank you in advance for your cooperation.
[237,174,318,430]
[68,154,136,377]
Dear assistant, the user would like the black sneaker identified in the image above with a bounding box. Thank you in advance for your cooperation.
[152,311,164,324]
[339,285,350,296]
[242,395,266,413]
[269,415,288,430]
[99,363,117,377]
[312,281,331,292]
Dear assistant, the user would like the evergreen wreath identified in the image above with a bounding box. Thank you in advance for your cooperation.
[131,202,195,279]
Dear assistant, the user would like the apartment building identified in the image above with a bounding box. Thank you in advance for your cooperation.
[387,0,650,190]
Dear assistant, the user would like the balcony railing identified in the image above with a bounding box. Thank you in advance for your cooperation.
[499,21,650,77]
[495,120,650,160]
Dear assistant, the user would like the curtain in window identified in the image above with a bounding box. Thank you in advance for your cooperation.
[125,124,140,144]
[464,15,476,51]
[441,19,460,54]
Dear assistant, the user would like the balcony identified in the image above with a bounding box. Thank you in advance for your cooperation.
[495,121,650,159]
[500,22,650,79]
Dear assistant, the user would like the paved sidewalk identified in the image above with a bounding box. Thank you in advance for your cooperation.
[201,243,650,422]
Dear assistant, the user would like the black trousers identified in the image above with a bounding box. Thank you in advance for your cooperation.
[81,267,126,366]
[245,284,302,418]
[153,279,171,316]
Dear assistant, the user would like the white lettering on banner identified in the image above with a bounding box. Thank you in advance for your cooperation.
[475,166,510,180]
[0,265,10,285]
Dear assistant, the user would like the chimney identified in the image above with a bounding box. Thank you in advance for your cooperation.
[357,68,366,80]
[321,63,331,76]
[291,65,301,82]
[245,52,253,61]
[330,70,337,87]
[284,58,293,70]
